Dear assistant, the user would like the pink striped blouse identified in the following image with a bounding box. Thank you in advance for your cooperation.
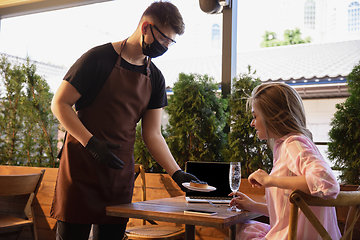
[237,134,341,240]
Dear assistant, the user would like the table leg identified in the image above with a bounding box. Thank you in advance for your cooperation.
[229,224,236,240]
[185,224,195,240]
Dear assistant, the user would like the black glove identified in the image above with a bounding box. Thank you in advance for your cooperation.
[172,170,199,192]
[85,136,124,169]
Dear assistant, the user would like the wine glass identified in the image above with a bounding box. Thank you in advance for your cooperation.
[228,162,241,211]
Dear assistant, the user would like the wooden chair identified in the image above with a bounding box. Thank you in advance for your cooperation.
[288,188,360,240]
[0,169,45,240]
[124,164,185,240]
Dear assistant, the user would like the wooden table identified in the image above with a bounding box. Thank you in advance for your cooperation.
[106,196,262,240]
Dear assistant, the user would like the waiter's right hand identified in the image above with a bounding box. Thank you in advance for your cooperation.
[85,136,124,169]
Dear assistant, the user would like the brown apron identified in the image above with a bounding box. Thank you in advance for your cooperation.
[50,40,152,224]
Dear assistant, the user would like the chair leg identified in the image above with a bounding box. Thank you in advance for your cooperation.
[343,207,360,240]
[31,207,38,240]
[14,228,22,240]
[33,223,38,240]
[288,203,299,240]
[14,225,37,240]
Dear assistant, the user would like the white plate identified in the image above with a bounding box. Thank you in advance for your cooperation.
[182,182,216,192]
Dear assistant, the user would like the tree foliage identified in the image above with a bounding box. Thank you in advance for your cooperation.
[328,61,360,184]
[225,67,273,177]
[164,73,228,169]
[260,31,281,48]
[0,55,59,167]
[134,71,274,175]
[260,28,311,48]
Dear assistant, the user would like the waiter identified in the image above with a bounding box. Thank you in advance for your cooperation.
[50,2,198,240]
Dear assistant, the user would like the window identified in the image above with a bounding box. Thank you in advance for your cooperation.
[348,2,360,31]
[211,24,220,49]
[304,0,316,29]
[330,7,337,33]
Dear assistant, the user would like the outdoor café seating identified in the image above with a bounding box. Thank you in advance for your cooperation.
[0,169,45,240]
[288,187,360,240]
[124,164,185,240]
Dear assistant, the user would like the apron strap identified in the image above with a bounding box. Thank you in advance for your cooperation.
[145,57,152,77]
[116,38,152,77]
[115,39,128,67]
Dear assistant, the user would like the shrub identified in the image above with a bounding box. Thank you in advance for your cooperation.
[328,61,360,184]
[225,67,273,177]
[0,55,59,167]
[164,73,228,169]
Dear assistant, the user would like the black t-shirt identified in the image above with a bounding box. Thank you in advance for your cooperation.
[63,43,168,111]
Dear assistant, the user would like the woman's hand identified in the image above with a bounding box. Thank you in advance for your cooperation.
[229,191,256,211]
[229,191,269,216]
[248,169,272,188]
[248,169,311,194]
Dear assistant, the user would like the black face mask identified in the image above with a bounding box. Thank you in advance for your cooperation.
[142,25,168,58]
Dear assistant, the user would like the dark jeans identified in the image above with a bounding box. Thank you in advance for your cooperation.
[56,220,126,240]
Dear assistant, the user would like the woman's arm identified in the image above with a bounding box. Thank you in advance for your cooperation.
[248,169,311,194]
[229,191,269,216]
[284,135,340,198]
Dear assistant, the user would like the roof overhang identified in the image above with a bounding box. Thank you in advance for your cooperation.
[0,0,112,19]
[266,75,350,99]
[292,83,349,99]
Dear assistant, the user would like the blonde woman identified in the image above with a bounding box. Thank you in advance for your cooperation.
[229,82,341,240]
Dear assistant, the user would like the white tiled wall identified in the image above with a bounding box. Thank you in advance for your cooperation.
[303,98,346,181]
[303,98,346,143]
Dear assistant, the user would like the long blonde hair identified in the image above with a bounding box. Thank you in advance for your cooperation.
[247,82,312,141]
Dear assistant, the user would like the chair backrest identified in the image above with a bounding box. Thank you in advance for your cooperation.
[0,172,44,196]
[134,164,146,201]
[0,170,45,219]
[344,186,360,240]
[134,164,146,225]
[288,188,360,240]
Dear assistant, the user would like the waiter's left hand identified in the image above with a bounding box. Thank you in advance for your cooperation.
[172,170,199,192]
[85,136,124,169]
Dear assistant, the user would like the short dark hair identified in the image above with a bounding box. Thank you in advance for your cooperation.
[142,1,185,35]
